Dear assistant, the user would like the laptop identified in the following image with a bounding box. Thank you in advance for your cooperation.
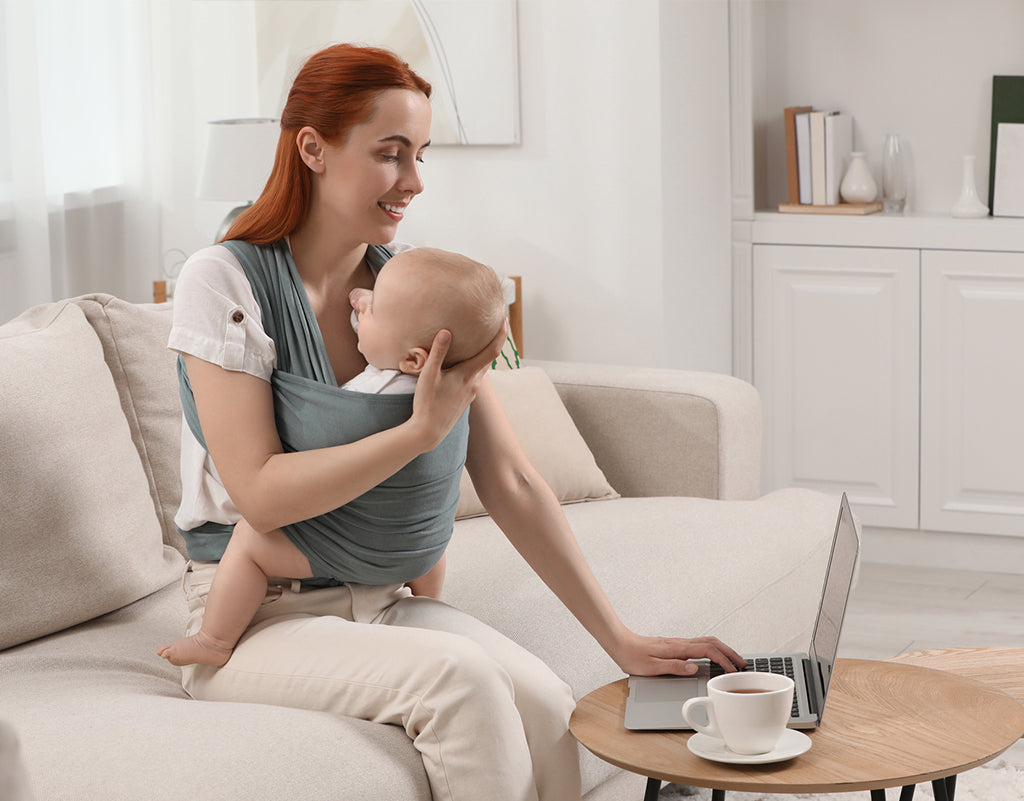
[624,492,859,731]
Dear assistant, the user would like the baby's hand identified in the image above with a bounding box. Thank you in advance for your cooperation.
[349,288,373,333]
[349,287,373,316]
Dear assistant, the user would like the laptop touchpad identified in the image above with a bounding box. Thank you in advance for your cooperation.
[634,677,702,702]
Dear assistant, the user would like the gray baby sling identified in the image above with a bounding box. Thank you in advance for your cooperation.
[177,239,469,585]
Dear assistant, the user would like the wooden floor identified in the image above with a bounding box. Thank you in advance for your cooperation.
[839,561,1024,660]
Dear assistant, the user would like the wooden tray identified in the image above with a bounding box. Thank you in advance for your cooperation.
[778,201,883,215]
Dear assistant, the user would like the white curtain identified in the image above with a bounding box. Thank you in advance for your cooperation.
[1,0,159,324]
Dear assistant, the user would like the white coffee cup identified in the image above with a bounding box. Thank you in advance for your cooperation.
[681,671,794,755]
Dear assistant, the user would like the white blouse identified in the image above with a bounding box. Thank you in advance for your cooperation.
[168,244,275,533]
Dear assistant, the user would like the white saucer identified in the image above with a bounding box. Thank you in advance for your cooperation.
[687,729,812,765]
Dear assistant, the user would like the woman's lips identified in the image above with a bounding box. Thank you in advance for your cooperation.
[378,201,406,220]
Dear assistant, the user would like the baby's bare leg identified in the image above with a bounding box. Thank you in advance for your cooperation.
[158,521,313,667]
[407,553,446,599]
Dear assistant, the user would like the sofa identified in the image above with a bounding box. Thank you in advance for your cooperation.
[0,293,843,801]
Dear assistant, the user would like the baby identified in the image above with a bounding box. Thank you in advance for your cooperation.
[158,247,507,667]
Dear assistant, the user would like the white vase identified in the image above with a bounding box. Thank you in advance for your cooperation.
[840,152,878,204]
[951,155,989,218]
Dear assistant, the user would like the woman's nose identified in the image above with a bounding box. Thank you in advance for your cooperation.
[400,159,424,195]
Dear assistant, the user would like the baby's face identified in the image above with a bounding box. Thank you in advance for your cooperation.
[351,258,441,370]
[349,284,406,370]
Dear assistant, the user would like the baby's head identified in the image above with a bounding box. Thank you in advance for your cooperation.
[351,248,506,374]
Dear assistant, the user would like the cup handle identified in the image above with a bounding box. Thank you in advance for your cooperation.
[682,696,720,738]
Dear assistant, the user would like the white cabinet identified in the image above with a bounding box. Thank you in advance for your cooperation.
[752,231,1024,539]
[921,251,1024,537]
[753,245,920,529]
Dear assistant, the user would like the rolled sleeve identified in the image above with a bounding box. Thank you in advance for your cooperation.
[168,245,276,381]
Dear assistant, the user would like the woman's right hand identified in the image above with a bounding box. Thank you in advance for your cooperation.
[410,320,508,451]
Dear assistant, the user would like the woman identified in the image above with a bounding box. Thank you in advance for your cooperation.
[170,43,743,801]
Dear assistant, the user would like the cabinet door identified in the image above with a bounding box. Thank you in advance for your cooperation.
[921,251,1024,537]
[753,245,920,528]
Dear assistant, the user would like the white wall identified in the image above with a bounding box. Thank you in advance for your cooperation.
[750,0,1024,214]
[154,0,734,373]
[659,0,732,374]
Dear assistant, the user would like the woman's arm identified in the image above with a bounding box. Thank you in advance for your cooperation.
[188,325,505,534]
[464,376,746,677]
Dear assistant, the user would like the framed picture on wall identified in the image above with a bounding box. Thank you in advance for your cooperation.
[993,123,1024,217]
[253,0,520,146]
[988,75,1024,216]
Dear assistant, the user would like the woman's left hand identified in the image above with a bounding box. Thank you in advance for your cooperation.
[612,632,747,677]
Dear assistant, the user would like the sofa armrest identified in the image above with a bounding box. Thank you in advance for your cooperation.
[528,360,761,501]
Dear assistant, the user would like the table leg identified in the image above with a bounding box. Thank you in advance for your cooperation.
[641,780,727,801]
[932,775,956,801]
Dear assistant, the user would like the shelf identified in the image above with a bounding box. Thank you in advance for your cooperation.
[750,211,1024,253]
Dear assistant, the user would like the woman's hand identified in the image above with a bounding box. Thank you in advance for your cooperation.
[611,631,747,677]
[409,320,508,452]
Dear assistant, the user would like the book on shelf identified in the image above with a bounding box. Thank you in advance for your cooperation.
[781,105,854,211]
[795,110,812,204]
[784,105,812,204]
[824,113,852,206]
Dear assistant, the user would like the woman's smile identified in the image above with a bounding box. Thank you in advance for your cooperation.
[378,200,408,221]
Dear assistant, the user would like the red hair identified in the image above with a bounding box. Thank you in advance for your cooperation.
[223,44,431,245]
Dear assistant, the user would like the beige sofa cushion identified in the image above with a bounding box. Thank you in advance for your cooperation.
[76,296,184,553]
[0,301,184,650]
[456,367,618,518]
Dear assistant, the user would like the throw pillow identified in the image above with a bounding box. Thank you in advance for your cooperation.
[0,301,184,650]
[455,367,619,518]
[77,296,184,552]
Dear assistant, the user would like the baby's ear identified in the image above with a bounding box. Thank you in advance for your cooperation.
[399,347,430,376]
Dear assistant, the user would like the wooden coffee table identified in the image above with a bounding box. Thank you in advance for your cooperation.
[570,658,1024,801]
[887,647,1024,710]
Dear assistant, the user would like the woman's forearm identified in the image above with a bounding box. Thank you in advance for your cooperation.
[480,472,634,665]
[185,354,433,533]
[238,422,429,533]
[465,378,746,678]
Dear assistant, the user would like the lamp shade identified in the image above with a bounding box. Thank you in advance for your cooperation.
[198,118,280,202]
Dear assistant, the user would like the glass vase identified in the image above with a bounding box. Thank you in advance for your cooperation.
[882,134,907,213]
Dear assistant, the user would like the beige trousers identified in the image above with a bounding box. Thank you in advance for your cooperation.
[179,562,582,801]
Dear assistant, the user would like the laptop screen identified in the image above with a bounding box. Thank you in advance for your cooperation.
[807,494,860,718]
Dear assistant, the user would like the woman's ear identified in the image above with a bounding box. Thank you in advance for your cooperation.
[297,127,325,173]
[398,347,430,376]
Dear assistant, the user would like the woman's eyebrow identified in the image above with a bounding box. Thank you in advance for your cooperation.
[378,135,431,149]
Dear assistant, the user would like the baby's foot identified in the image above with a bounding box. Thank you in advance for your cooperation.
[157,631,234,667]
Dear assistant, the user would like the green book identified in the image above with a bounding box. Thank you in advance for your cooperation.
[988,76,1024,215]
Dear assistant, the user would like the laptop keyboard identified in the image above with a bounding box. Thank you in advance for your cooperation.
[709,657,801,718]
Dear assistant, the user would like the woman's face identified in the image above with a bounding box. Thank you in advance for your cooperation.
[317,88,432,246]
